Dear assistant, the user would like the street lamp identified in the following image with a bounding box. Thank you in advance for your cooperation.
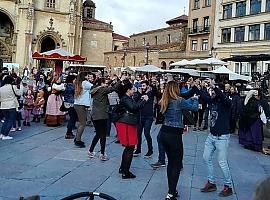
[122,48,127,67]
[145,42,150,65]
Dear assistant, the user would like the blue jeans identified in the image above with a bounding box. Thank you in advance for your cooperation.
[137,117,153,152]
[1,108,16,136]
[203,134,232,187]
[157,130,166,163]
[67,107,78,133]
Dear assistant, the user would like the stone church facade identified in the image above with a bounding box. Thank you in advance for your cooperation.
[0,0,128,68]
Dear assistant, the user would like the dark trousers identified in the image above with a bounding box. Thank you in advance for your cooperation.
[67,107,78,133]
[204,107,209,128]
[90,119,108,155]
[120,145,135,174]
[160,127,183,195]
[157,130,166,163]
[137,117,153,152]
[230,117,237,134]
[13,111,22,128]
[1,108,16,136]
[193,109,205,127]
[107,105,116,136]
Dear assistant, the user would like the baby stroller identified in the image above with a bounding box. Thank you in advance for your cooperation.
[20,192,117,200]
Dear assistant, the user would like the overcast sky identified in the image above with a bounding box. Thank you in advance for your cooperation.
[93,0,188,37]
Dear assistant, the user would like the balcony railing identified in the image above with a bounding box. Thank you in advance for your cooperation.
[188,26,211,34]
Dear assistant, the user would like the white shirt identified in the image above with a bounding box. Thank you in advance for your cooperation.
[74,80,93,107]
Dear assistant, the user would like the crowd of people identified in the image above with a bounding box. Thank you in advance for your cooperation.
[0,66,269,200]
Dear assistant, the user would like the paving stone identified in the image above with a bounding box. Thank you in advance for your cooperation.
[0,124,269,200]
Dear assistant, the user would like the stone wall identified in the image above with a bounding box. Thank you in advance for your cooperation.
[82,29,113,65]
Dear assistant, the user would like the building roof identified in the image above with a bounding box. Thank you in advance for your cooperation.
[105,42,181,54]
[130,24,186,37]
[166,15,188,25]
[83,18,111,26]
[83,0,96,7]
[113,33,129,41]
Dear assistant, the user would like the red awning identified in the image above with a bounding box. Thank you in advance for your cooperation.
[32,48,86,62]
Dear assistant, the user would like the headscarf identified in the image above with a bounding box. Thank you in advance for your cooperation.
[244,90,258,105]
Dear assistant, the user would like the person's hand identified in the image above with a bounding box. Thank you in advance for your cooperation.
[191,95,199,100]
[142,95,149,101]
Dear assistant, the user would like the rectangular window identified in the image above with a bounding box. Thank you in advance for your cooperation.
[249,24,260,40]
[250,0,261,14]
[167,34,171,43]
[202,39,208,50]
[87,8,93,18]
[193,18,198,33]
[235,26,245,42]
[46,0,56,8]
[134,39,136,47]
[194,0,200,9]
[223,4,232,19]
[265,23,270,40]
[205,0,211,6]
[204,16,210,31]
[222,28,231,43]
[143,38,146,45]
[155,36,158,45]
[192,40,198,51]
[266,0,270,11]
[236,1,246,17]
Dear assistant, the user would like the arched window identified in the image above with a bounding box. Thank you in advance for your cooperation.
[169,61,175,69]
[133,55,136,66]
[46,0,56,9]
[161,61,167,69]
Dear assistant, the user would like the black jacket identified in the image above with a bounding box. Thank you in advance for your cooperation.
[230,93,241,120]
[118,95,146,124]
[135,87,157,118]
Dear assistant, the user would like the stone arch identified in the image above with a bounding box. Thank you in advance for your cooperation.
[0,10,15,62]
[161,61,167,69]
[35,30,65,52]
[0,8,15,28]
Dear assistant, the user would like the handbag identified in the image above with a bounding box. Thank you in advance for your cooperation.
[60,102,72,112]
[110,104,125,123]
[259,106,267,124]
[118,112,138,125]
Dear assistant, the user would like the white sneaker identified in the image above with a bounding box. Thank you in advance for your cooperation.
[99,153,109,161]
[17,127,22,131]
[2,135,13,140]
[0,134,3,140]
[87,151,96,158]
[10,128,16,132]
[1,120,4,123]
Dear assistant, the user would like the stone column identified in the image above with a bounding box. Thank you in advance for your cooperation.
[260,24,265,40]
[246,0,250,15]
[244,26,249,41]
[261,0,266,12]
[231,27,235,42]
[232,3,236,17]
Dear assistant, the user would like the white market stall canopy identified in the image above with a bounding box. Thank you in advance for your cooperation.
[135,65,164,73]
[210,66,252,81]
[166,68,200,76]
[170,57,227,67]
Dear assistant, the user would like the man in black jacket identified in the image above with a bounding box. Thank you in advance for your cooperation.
[200,79,233,197]
[134,80,157,158]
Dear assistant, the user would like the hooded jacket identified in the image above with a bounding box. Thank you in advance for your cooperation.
[90,81,121,120]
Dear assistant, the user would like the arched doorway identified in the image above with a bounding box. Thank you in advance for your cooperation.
[161,61,167,70]
[0,11,14,62]
[40,36,56,53]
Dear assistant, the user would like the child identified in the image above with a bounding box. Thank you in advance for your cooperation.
[32,90,45,122]
[23,89,34,126]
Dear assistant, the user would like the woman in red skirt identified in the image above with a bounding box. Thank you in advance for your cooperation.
[116,80,149,179]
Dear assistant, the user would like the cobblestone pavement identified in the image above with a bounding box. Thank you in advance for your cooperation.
[0,123,269,200]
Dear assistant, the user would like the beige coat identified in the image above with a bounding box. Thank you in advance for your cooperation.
[0,84,23,110]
